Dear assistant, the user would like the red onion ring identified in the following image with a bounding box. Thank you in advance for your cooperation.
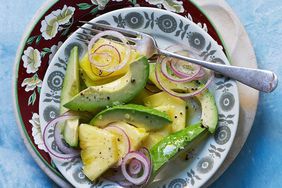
[89,44,121,68]
[155,62,214,98]
[165,45,204,79]
[129,159,142,175]
[138,147,152,185]
[170,60,201,79]
[54,123,80,154]
[121,151,151,185]
[88,30,130,72]
[160,57,201,83]
[43,115,80,161]
[193,67,206,79]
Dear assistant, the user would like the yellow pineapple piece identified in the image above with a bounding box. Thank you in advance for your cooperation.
[144,92,186,132]
[79,124,119,181]
[110,122,148,150]
[142,92,186,149]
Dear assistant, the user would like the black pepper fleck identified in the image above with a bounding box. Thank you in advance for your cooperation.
[107,96,110,100]
[174,116,178,119]
[196,80,201,84]
[131,78,136,83]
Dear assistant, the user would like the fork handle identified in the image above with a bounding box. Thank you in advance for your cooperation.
[158,49,278,93]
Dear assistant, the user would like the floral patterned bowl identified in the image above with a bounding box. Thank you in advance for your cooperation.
[13,0,240,187]
[38,7,239,188]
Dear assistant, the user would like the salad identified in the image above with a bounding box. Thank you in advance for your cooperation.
[43,30,218,187]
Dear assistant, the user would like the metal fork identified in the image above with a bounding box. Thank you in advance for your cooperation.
[77,22,278,93]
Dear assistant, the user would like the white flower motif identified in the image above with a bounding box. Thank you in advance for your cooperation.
[21,74,42,92]
[185,13,208,33]
[29,113,47,152]
[49,41,63,64]
[91,0,110,10]
[197,22,208,33]
[22,47,42,74]
[185,13,193,22]
[145,0,184,13]
[40,5,75,40]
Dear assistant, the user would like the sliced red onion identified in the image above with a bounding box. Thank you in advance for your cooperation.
[54,123,80,154]
[170,60,201,79]
[129,159,142,175]
[193,67,206,79]
[43,115,80,161]
[165,45,204,79]
[104,124,131,167]
[160,57,201,83]
[89,44,121,68]
[155,62,214,98]
[88,30,130,72]
[121,151,151,185]
[138,147,152,185]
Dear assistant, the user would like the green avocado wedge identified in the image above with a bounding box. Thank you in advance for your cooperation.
[60,46,80,147]
[149,122,207,175]
[196,91,218,133]
[90,104,172,131]
[64,57,149,112]
[60,46,80,114]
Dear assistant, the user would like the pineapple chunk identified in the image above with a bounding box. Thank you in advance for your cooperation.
[106,126,129,159]
[79,124,119,181]
[110,122,148,150]
[144,92,186,132]
[142,92,186,149]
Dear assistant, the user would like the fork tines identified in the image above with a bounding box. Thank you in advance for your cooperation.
[77,21,139,44]
[78,21,139,38]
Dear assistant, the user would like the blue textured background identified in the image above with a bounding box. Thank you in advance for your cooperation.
[0,0,281,187]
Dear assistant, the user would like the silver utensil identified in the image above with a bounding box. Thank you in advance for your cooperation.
[77,22,278,93]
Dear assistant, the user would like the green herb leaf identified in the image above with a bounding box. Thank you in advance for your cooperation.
[42,48,51,53]
[77,3,93,10]
[27,36,36,45]
[28,91,37,106]
[35,35,42,45]
[90,7,98,15]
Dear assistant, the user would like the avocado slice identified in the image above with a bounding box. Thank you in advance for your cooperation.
[196,91,218,133]
[149,63,218,133]
[60,46,80,147]
[90,104,172,131]
[149,122,207,175]
[64,57,149,112]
